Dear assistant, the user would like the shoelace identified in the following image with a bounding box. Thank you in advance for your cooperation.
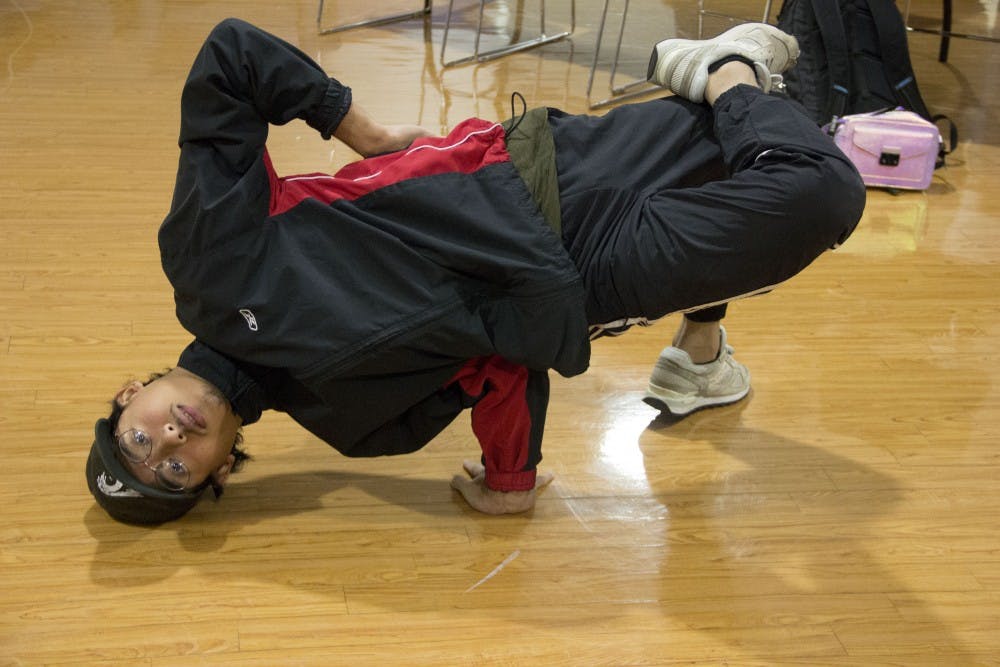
[752,61,786,95]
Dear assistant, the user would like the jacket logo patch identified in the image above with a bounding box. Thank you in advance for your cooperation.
[239,309,259,332]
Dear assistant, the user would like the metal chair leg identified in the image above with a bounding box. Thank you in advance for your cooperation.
[905,0,1000,64]
[440,0,575,68]
[586,0,660,109]
[317,0,432,36]
[697,0,774,37]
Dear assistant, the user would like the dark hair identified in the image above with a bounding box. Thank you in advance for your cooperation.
[108,370,251,498]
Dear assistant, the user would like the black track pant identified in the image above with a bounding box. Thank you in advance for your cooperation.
[551,85,866,328]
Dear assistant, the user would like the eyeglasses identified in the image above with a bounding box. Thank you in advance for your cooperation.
[115,428,191,492]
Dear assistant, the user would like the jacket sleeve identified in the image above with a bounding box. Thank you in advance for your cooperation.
[449,356,549,492]
[178,18,352,173]
[329,356,548,493]
[160,19,352,258]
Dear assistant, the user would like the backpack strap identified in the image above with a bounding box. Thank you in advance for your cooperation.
[806,0,851,126]
[932,114,959,168]
[859,0,934,120]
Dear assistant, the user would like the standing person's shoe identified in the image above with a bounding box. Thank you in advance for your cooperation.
[647,22,799,103]
[643,327,751,416]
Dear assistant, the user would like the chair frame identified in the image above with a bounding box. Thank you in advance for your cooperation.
[317,0,575,69]
[439,0,575,67]
[902,0,1000,63]
[585,0,659,109]
[317,0,432,35]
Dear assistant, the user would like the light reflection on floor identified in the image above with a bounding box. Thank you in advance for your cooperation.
[593,391,659,492]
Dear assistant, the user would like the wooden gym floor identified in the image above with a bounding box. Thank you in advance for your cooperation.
[1,0,998,664]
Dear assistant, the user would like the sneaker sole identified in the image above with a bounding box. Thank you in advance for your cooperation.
[643,382,750,416]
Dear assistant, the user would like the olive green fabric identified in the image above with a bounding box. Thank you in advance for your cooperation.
[503,107,562,236]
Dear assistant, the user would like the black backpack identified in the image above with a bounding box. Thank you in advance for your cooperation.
[777,0,956,164]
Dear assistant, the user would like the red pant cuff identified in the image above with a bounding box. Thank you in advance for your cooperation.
[484,469,536,492]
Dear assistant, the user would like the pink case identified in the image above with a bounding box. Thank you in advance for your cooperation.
[825,110,941,190]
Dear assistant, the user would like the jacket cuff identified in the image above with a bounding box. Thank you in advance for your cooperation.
[485,469,537,492]
[308,79,353,140]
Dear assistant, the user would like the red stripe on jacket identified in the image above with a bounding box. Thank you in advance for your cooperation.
[267,118,510,216]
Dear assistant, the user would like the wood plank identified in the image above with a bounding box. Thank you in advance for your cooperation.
[2,0,1000,664]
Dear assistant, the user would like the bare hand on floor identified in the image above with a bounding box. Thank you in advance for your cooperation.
[450,460,554,515]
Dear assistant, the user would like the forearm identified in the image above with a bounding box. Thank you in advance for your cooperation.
[333,101,436,157]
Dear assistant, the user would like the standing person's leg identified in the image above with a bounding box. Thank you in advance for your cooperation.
[638,59,761,415]
[673,305,728,363]
[554,23,865,415]
[551,90,750,415]
[642,27,859,415]
[644,303,752,416]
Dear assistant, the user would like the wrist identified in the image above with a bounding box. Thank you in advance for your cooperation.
[333,103,389,156]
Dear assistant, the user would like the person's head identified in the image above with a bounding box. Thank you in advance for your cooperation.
[87,368,250,525]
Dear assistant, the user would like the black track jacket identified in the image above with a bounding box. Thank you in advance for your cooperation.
[159,20,590,489]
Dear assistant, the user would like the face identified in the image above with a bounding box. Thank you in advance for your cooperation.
[114,368,243,492]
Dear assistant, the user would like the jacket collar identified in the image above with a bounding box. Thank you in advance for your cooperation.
[176,340,267,425]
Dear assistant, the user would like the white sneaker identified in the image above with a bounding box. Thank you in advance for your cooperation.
[643,326,751,416]
[646,22,800,103]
